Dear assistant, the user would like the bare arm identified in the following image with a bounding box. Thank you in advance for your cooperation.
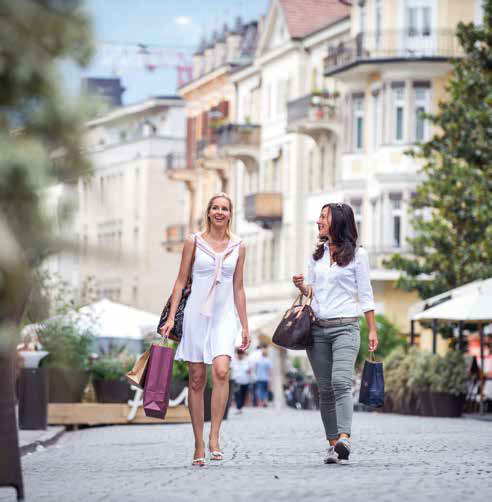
[159,234,195,337]
[233,242,250,350]
[363,309,378,352]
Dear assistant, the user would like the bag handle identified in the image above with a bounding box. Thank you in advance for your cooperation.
[290,287,313,309]
[369,351,376,362]
[186,235,197,284]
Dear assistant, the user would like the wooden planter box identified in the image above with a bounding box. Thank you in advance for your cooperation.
[93,379,132,404]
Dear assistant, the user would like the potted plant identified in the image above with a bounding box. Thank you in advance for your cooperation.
[383,346,410,414]
[91,350,136,403]
[429,350,468,417]
[408,351,438,416]
[38,319,94,403]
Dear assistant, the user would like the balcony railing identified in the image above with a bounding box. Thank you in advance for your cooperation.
[367,246,411,269]
[196,139,210,160]
[324,29,462,76]
[216,124,261,149]
[244,193,283,224]
[287,92,340,126]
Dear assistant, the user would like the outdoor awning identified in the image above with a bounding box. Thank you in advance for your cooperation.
[412,292,492,322]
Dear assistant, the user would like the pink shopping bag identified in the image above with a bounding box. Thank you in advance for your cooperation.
[143,342,174,420]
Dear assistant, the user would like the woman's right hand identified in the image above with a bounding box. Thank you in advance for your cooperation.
[292,274,305,291]
[160,318,175,338]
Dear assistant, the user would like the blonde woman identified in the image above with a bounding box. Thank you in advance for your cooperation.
[160,193,250,466]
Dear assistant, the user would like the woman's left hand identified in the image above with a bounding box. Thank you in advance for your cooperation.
[239,329,250,352]
[368,330,378,352]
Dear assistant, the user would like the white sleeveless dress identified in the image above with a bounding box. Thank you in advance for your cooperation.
[175,232,243,364]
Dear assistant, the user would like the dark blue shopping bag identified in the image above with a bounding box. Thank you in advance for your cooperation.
[359,353,384,408]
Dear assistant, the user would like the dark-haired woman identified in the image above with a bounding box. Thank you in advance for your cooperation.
[293,202,378,464]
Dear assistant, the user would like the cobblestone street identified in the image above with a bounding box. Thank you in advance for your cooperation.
[2,408,492,502]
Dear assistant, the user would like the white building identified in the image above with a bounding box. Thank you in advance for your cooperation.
[77,96,187,313]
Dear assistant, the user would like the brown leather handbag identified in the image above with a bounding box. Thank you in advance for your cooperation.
[272,290,315,350]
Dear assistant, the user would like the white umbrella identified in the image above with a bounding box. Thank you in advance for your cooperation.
[76,299,159,339]
[22,299,160,343]
[412,292,492,322]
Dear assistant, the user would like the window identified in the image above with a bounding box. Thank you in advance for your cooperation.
[414,84,430,142]
[352,95,364,151]
[319,145,326,190]
[311,68,318,93]
[359,2,366,34]
[375,0,382,49]
[308,148,315,192]
[372,91,380,148]
[331,141,337,187]
[371,199,379,249]
[405,1,432,37]
[392,85,405,143]
[351,198,363,238]
[390,194,402,248]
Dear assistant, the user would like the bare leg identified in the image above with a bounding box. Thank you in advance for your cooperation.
[209,355,230,452]
[188,362,206,462]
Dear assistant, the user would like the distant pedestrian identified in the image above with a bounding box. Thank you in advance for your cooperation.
[160,193,250,466]
[231,349,250,413]
[248,343,264,406]
[255,347,272,407]
[293,202,378,464]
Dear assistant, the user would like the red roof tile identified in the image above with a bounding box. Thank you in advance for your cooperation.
[277,0,350,39]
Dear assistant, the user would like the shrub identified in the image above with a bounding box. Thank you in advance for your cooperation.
[91,353,135,381]
[429,350,468,396]
[37,319,95,371]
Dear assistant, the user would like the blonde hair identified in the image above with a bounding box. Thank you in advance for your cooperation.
[204,192,233,238]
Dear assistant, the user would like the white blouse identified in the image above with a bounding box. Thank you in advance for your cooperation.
[306,244,375,320]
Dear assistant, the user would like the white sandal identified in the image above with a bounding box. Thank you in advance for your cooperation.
[209,445,223,461]
[192,442,206,466]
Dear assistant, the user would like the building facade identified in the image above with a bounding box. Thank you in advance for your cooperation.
[166,0,478,343]
[78,96,186,313]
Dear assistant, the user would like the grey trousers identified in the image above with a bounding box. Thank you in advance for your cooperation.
[306,321,360,440]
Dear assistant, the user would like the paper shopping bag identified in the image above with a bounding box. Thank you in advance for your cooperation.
[359,353,384,408]
[143,344,174,419]
[126,347,151,389]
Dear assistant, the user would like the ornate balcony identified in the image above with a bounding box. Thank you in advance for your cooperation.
[196,138,228,171]
[287,92,341,141]
[216,124,260,170]
[165,152,196,184]
[244,193,283,225]
[324,30,463,78]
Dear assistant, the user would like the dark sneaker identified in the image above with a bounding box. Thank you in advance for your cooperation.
[324,445,339,464]
[334,438,351,461]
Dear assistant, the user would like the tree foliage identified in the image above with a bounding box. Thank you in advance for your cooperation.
[0,0,93,329]
[386,2,492,299]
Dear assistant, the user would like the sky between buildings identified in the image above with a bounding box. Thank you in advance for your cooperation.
[63,0,270,104]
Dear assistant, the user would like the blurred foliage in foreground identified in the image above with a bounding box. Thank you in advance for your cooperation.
[0,0,94,340]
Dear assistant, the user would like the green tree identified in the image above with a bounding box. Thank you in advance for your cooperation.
[0,0,93,333]
[386,2,492,299]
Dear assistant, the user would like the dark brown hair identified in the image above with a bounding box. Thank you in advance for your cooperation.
[313,203,358,266]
